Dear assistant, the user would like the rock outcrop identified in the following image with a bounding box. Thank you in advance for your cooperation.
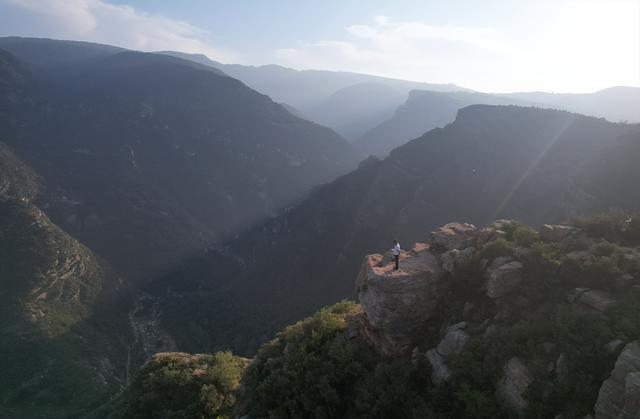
[436,323,470,357]
[429,222,478,252]
[440,247,475,275]
[356,244,444,354]
[497,357,532,415]
[426,348,451,385]
[426,322,470,386]
[353,218,640,417]
[595,341,640,419]
[486,257,524,299]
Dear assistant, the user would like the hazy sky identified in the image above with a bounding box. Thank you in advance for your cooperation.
[0,0,638,92]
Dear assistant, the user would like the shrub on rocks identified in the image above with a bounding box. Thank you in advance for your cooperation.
[512,226,540,247]
[478,238,515,262]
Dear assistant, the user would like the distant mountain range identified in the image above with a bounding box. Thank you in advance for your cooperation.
[159,49,639,149]
[355,90,534,157]
[158,50,468,139]
[504,86,640,123]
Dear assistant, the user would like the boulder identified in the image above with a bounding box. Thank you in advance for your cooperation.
[426,348,451,385]
[569,288,617,312]
[440,247,475,275]
[486,257,524,299]
[447,321,467,331]
[356,245,443,354]
[424,323,470,386]
[540,224,573,243]
[429,222,477,252]
[595,341,640,419]
[437,328,469,357]
[497,357,532,414]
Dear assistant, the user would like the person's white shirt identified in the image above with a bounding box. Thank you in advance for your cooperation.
[391,243,400,256]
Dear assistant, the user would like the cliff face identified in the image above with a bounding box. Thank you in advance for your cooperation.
[354,219,640,418]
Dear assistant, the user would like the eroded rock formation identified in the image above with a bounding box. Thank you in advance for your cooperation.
[356,244,443,354]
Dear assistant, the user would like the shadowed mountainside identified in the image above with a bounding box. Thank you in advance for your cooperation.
[0,40,356,281]
[150,105,640,355]
[0,142,134,419]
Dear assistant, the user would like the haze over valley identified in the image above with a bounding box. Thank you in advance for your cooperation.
[0,1,639,418]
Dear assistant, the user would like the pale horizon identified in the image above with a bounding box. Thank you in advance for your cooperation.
[0,0,639,93]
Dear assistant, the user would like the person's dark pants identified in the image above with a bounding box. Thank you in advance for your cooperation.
[394,254,399,270]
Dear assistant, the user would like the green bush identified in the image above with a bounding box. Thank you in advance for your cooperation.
[573,211,625,240]
[242,301,366,418]
[512,226,539,247]
[592,242,619,257]
[478,238,514,262]
[588,256,623,288]
[242,301,446,419]
[499,220,522,241]
[115,351,248,419]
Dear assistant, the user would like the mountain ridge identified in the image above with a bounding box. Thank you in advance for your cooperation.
[149,105,640,356]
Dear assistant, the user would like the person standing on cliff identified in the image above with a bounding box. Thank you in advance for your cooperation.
[391,240,401,270]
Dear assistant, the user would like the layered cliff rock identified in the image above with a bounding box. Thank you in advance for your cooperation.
[356,243,444,354]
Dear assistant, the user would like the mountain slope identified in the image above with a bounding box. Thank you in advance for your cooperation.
[356,90,533,157]
[0,43,356,280]
[151,105,640,355]
[0,141,133,418]
[309,83,406,139]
